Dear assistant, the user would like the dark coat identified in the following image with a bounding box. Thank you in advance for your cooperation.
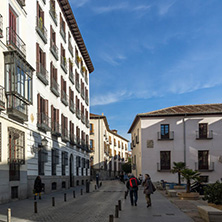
[144,178,154,195]
[34,176,42,193]
[126,176,140,191]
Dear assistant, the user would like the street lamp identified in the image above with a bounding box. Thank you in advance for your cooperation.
[31,137,48,154]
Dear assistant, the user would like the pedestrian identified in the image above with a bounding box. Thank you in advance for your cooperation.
[34,176,43,200]
[126,174,140,206]
[143,174,156,207]
[139,174,143,184]
[96,173,99,188]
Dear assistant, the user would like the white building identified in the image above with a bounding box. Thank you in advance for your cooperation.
[90,113,129,179]
[0,0,94,203]
[128,104,222,183]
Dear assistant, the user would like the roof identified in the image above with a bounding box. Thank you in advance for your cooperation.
[90,113,129,142]
[58,0,94,73]
[128,103,222,133]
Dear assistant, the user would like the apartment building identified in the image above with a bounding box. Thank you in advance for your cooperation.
[128,104,222,183]
[0,0,94,203]
[90,113,129,179]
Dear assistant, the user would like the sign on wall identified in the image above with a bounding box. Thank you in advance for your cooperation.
[147,140,154,148]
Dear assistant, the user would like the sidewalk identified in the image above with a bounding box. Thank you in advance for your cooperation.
[0,183,95,222]
[115,187,194,222]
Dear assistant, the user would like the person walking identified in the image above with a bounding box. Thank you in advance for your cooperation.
[139,174,143,184]
[143,174,156,207]
[96,173,99,188]
[126,174,140,206]
[34,176,43,200]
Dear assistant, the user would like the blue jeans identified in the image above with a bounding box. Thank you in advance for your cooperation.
[130,190,138,205]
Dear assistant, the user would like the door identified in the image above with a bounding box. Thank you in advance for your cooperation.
[9,8,17,46]
[69,154,73,187]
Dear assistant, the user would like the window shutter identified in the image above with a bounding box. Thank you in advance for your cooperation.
[56,109,59,123]
[37,2,40,18]
[36,43,40,72]
[45,99,48,117]
[43,52,46,69]
[51,105,54,129]
[50,62,53,87]
[61,76,63,95]
[37,94,41,123]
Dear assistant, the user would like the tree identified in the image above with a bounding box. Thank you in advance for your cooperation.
[122,162,132,174]
[181,168,200,193]
[171,162,186,185]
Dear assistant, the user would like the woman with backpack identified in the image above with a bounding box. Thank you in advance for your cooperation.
[143,174,156,207]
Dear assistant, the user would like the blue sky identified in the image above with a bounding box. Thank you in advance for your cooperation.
[70,0,222,140]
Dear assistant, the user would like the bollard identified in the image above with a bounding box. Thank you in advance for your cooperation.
[81,189,83,195]
[64,193,67,202]
[100,182,102,187]
[34,201,37,213]
[118,200,122,211]
[52,197,55,207]
[115,205,119,218]
[109,215,114,222]
[95,185,97,190]
[7,208,11,222]
[86,181,90,193]
[73,190,75,198]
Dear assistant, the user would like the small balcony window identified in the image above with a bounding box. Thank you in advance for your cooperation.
[49,0,57,25]
[196,123,213,139]
[36,3,47,44]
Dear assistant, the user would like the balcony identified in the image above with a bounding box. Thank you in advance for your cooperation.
[196,130,213,140]
[86,119,90,128]
[6,27,26,57]
[81,140,86,151]
[50,40,58,60]
[61,128,69,143]
[60,27,66,43]
[17,0,25,7]
[69,100,75,113]
[60,56,67,73]
[76,107,81,119]
[81,89,85,100]
[0,15,3,38]
[85,96,89,106]
[77,136,81,148]
[50,78,59,97]
[85,76,88,85]
[36,62,49,85]
[195,162,214,172]
[136,135,139,144]
[51,121,61,136]
[68,41,73,57]
[7,95,28,122]
[61,90,68,106]
[49,1,57,26]
[0,86,5,110]
[75,81,80,93]
[36,16,47,44]
[69,70,74,84]
[37,112,50,131]
[157,163,171,172]
[157,131,174,140]
[70,133,76,145]
[81,113,86,124]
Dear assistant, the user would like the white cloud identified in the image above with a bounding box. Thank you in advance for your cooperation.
[70,0,90,8]
[91,91,129,106]
[158,0,176,16]
[100,52,126,66]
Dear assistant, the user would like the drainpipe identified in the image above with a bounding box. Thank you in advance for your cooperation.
[98,118,100,172]
[183,115,187,166]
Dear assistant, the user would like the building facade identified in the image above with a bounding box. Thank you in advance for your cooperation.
[90,113,129,180]
[128,104,222,183]
[0,0,94,203]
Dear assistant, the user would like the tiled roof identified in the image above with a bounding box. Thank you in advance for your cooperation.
[140,104,222,116]
[128,103,222,133]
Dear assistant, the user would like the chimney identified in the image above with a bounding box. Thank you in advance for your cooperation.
[102,113,104,116]
[112,129,117,134]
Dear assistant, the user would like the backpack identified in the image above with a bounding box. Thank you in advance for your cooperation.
[129,178,138,188]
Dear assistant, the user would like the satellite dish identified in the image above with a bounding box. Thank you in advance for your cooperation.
[218,156,222,163]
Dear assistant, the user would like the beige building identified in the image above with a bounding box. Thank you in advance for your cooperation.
[0,0,93,203]
[128,104,222,183]
[90,113,129,179]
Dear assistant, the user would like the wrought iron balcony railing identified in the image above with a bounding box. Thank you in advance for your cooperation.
[50,77,59,97]
[81,89,85,99]
[61,90,68,106]
[86,119,89,128]
[51,121,61,136]
[61,127,69,142]
[70,133,76,145]
[75,81,80,93]
[60,27,66,42]
[196,130,213,140]
[37,112,51,131]
[157,131,174,140]
[85,96,89,105]
[36,16,47,44]
[0,85,5,110]
[49,0,57,25]
[195,162,214,171]
[17,0,25,7]
[81,113,86,124]
[76,107,81,119]
[69,99,75,113]
[68,41,73,57]
[36,62,49,85]
[50,40,58,60]
[69,70,74,84]
[6,27,26,57]
[61,56,67,73]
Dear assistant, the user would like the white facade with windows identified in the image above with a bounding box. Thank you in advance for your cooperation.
[0,0,94,203]
[90,113,129,179]
[128,104,222,183]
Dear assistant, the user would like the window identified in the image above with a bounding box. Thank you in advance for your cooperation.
[61,76,68,105]
[90,124,94,134]
[49,0,57,25]
[61,114,68,141]
[160,151,171,170]
[36,2,47,43]
[60,44,67,73]
[200,176,209,183]
[198,150,209,170]
[52,149,59,175]
[161,124,169,139]
[69,87,74,113]
[199,123,208,139]
[51,105,60,135]
[38,149,48,175]
[36,43,47,84]
[69,121,75,143]
[11,186,18,199]
[50,26,58,60]
[50,62,59,96]
[61,151,68,175]
[9,163,20,181]
[76,156,80,176]
[60,13,66,41]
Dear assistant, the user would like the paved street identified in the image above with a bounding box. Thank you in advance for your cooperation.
[0,180,196,222]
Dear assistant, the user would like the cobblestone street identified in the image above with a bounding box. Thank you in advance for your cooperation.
[0,181,126,222]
